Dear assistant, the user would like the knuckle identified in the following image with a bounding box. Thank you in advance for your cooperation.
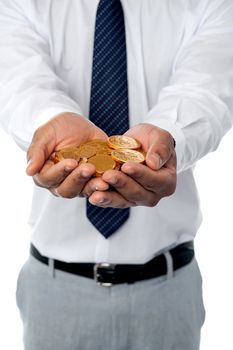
[166,182,176,196]
[70,174,86,187]
[113,175,127,188]
[131,188,143,202]
[70,176,80,186]
[49,188,60,197]
[162,129,172,140]
[49,188,75,199]
[33,175,45,188]
[80,183,93,197]
[160,176,177,197]
[79,192,87,198]
[117,202,131,209]
[159,143,171,157]
[66,192,78,199]
[146,196,159,207]
[113,199,129,209]
[160,129,174,147]
[66,182,84,197]
[145,183,156,191]
[168,173,177,192]
[60,189,79,199]
[131,169,144,181]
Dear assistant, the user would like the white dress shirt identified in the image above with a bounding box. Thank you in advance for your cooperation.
[0,0,233,263]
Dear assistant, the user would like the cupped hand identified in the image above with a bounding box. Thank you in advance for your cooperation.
[26,112,109,197]
[86,123,177,208]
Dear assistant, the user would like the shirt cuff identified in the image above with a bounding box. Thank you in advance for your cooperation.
[145,115,185,173]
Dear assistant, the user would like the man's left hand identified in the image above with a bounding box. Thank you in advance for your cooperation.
[84,124,177,208]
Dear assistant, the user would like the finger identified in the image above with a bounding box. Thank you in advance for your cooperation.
[51,163,96,198]
[121,160,176,196]
[33,159,78,188]
[88,190,135,209]
[163,149,177,169]
[102,170,159,206]
[146,142,174,171]
[81,177,110,198]
[49,187,62,197]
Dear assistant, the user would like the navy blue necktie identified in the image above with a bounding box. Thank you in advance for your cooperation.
[87,0,130,238]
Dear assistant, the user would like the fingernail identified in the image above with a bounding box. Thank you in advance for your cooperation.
[26,159,34,169]
[92,186,99,192]
[26,159,34,175]
[65,166,74,172]
[122,165,133,175]
[81,170,91,178]
[159,157,164,167]
[109,178,117,185]
[98,198,109,204]
[153,154,163,169]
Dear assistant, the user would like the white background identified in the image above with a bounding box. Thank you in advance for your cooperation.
[0,127,232,349]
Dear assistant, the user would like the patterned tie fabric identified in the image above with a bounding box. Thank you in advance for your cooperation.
[87,0,130,238]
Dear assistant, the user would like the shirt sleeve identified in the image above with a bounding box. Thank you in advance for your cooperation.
[0,0,83,151]
[145,0,233,173]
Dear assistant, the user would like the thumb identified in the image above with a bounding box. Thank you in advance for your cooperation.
[146,143,171,171]
[26,144,47,176]
[26,127,55,176]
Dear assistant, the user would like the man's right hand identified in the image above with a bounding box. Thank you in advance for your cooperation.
[26,112,109,198]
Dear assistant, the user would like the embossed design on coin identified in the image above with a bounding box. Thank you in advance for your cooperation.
[54,147,80,163]
[78,144,97,158]
[111,149,145,164]
[107,135,141,150]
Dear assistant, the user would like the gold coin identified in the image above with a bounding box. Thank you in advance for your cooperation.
[114,162,121,171]
[96,147,112,155]
[78,144,97,158]
[52,152,62,163]
[79,157,88,164]
[84,139,107,146]
[54,147,80,162]
[107,135,141,150]
[86,140,111,155]
[88,154,116,176]
[111,149,145,164]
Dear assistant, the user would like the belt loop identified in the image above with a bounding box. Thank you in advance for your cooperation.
[48,258,56,278]
[164,251,173,280]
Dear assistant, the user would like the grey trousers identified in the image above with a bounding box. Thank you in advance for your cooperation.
[16,254,205,350]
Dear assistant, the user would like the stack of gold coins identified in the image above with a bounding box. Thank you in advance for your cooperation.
[52,135,145,177]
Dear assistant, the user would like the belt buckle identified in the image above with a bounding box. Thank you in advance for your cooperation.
[94,263,115,287]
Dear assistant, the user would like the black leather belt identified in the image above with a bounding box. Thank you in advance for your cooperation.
[30,241,194,287]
